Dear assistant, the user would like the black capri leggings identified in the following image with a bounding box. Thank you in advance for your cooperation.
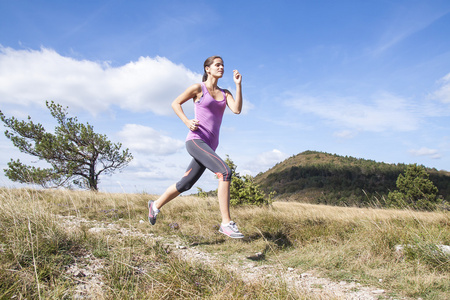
[176,139,232,193]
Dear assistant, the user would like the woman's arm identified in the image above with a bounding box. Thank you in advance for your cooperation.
[226,70,243,114]
[172,83,202,131]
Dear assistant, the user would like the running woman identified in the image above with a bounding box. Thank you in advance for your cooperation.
[148,56,244,238]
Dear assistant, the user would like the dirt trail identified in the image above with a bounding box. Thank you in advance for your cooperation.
[60,215,400,300]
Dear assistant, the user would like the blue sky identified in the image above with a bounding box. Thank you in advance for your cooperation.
[1,0,450,194]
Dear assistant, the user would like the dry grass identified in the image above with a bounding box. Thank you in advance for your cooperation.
[0,187,449,299]
[0,188,302,299]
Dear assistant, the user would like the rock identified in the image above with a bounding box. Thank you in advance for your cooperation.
[246,252,265,261]
[438,244,450,254]
[372,289,385,294]
[394,244,404,252]
[395,244,450,255]
[74,270,86,277]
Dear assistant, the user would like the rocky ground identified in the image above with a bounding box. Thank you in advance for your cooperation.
[60,215,411,300]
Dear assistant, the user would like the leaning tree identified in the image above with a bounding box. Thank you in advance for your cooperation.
[0,101,133,191]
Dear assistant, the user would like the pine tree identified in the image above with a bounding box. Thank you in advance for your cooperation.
[0,101,133,190]
[387,164,440,210]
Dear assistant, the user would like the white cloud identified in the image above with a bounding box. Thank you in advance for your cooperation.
[409,147,441,159]
[242,149,289,176]
[286,92,419,132]
[117,124,184,155]
[0,46,200,115]
[432,72,450,104]
[333,130,358,139]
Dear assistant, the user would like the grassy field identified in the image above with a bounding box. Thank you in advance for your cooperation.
[0,187,448,299]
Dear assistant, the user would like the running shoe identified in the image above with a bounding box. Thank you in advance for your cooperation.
[148,200,159,225]
[219,221,244,239]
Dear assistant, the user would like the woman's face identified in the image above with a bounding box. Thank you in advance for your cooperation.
[206,58,224,78]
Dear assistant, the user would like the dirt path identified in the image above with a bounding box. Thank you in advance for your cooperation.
[60,215,398,300]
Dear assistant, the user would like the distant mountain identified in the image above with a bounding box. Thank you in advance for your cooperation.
[254,151,450,207]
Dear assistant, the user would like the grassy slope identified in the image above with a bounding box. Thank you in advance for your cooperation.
[0,188,449,299]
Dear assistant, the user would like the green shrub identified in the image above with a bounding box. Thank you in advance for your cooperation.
[387,164,441,210]
[226,156,274,206]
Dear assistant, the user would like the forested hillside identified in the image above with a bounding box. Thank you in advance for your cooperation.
[255,151,450,207]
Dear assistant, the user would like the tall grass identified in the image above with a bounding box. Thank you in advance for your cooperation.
[156,197,449,299]
[0,187,448,299]
[0,188,306,299]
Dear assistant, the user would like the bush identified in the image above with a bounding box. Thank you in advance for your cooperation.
[387,164,441,210]
[196,156,275,206]
[227,156,274,206]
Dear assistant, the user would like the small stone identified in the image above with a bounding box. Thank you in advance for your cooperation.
[74,270,86,277]
[438,244,450,254]
[394,244,404,252]
[287,267,294,272]
[372,289,385,294]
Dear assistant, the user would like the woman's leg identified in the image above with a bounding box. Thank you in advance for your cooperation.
[154,158,206,210]
[218,180,231,224]
[186,140,233,224]
[153,183,180,210]
[149,158,205,225]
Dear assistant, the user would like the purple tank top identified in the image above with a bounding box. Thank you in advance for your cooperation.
[186,83,227,150]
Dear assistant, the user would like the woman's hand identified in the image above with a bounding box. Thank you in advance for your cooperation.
[186,119,199,131]
[233,70,242,85]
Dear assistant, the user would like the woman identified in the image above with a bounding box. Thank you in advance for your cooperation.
[148,56,244,238]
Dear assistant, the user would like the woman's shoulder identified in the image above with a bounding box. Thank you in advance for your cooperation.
[186,83,204,102]
[186,83,203,92]
[221,88,232,95]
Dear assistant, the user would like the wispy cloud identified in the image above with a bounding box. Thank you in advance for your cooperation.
[285,92,419,132]
[431,72,450,104]
[369,6,450,56]
[333,130,358,139]
[0,46,200,115]
[409,147,441,159]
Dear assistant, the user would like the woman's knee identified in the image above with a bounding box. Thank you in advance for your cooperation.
[216,165,232,181]
[176,181,193,193]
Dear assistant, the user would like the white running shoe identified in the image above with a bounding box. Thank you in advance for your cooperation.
[219,221,244,239]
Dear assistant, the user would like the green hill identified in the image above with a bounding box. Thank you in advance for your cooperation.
[254,150,450,207]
